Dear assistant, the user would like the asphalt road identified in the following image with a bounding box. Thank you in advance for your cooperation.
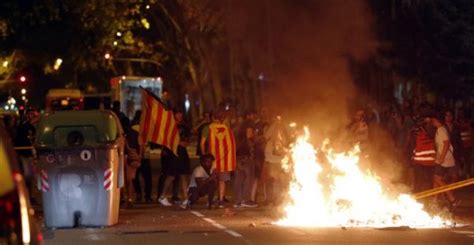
[40,202,474,245]
[33,151,474,245]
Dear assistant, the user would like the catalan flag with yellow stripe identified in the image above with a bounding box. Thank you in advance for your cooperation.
[139,88,180,155]
[208,123,236,172]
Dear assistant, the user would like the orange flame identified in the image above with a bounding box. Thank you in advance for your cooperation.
[276,127,451,228]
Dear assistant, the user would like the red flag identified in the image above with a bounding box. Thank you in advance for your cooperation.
[139,89,180,155]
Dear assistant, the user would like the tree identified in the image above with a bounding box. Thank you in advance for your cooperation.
[374,0,474,99]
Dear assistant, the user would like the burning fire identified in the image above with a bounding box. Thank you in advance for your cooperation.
[276,127,451,228]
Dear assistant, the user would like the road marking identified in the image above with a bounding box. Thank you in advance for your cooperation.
[190,211,205,217]
[203,218,218,224]
[210,222,227,230]
[191,211,243,238]
[225,230,243,237]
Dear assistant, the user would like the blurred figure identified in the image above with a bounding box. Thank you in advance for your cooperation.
[3,114,16,139]
[252,108,269,203]
[123,118,141,208]
[348,109,369,152]
[112,100,130,129]
[131,111,153,203]
[183,154,217,209]
[430,114,458,208]
[456,110,473,178]
[444,110,462,181]
[194,112,212,156]
[14,108,38,200]
[234,112,258,208]
[262,115,288,205]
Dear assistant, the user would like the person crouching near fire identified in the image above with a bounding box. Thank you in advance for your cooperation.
[181,154,218,209]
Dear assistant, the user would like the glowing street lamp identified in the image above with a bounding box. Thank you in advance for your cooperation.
[116,32,122,37]
[53,58,63,70]
[104,53,111,60]
[20,76,26,82]
[21,88,27,95]
[2,61,8,68]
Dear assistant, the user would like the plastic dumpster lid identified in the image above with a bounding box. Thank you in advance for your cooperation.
[35,110,123,147]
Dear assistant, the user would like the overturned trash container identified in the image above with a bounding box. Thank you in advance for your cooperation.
[35,110,125,228]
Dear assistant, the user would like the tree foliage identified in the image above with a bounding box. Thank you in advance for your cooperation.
[0,0,257,112]
[376,0,474,98]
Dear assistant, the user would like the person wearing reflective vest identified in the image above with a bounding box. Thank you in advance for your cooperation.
[200,108,236,208]
[412,120,436,193]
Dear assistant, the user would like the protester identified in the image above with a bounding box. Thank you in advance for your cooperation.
[124,119,141,208]
[444,110,462,181]
[430,114,458,207]
[131,111,153,203]
[234,113,258,208]
[158,110,191,207]
[262,115,288,205]
[194,112,212,156]
[200,108,236,208]
[182,154,217,209]
[411,116,436,193]
[252,109,269,204]
[456,110,473,178]
[112,100,130,129]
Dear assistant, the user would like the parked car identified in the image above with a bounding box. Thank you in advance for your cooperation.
[0,127,43,245]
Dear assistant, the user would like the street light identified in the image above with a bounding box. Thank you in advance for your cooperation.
[20,76,26,82]
[53,58,63,70]
[21,88,26,95]
[2,61,8,68]
[104,53,111,60]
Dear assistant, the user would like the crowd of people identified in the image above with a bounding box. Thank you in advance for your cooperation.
[2,97,473,211]
[118,101,291,210]
[347,100,474,209]
[118,97,472,210]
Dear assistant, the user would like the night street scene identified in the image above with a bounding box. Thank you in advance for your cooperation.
[2,0,474,244]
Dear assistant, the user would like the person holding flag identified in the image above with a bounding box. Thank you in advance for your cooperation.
[138,88,182,206]
[200,108,237,208]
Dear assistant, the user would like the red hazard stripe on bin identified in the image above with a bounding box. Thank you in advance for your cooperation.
[103,168,113,191]
[41,170,49,192]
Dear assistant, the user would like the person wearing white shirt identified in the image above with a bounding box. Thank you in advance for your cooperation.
[431,115,458,208]
[182,154,217,209]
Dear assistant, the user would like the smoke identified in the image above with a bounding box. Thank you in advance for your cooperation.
[227,1,412,187]
[227,0,378,139]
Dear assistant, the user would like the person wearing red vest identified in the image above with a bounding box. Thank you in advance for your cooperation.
[200,109,236,208]
[411,117,436,193]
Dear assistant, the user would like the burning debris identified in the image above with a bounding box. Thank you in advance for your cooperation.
[276,127,452,228]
